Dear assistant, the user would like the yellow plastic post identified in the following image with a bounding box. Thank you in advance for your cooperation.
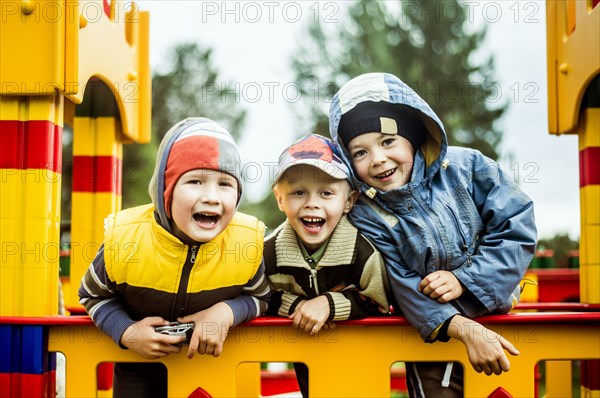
[0,95,63,316]
[545,361,573,398]
[547,2,599,396]
[236,362,262,397]
[578,108,600,305]
[69,114,123,309]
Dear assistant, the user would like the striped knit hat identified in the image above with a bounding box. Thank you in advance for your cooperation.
[149,118,242,225]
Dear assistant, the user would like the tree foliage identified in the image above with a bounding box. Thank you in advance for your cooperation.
[250,0,509,231]
[122,42,247,208]
[291,0,506,160]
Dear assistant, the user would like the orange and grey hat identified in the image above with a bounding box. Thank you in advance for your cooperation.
[149,118,242,228]
[272,133,350,188]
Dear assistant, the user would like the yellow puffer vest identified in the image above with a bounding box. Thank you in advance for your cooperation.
[103,204,264,319]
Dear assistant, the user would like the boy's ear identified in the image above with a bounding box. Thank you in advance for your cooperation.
[273,187,286,212]
[344,189,360,213]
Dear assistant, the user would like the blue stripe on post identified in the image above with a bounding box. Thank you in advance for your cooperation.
[22,325,48,374]
[0,325,49,374]
[0,325,21,373]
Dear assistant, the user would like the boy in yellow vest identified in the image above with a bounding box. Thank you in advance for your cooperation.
[79,118,271,397]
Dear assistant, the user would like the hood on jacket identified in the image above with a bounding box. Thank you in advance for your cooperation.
[329,72,448,196]
[148,117,242,233]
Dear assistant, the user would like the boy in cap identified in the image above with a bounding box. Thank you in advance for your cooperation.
[329,73,537,397]
[79,118,271,397]
[264,133,391,398]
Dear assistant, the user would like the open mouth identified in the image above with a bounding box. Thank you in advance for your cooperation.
[375,168,396,179]
[193,212,220,226]
[301,217,325,231]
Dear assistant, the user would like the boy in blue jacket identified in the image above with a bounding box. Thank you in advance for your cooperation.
[329,73,537,397]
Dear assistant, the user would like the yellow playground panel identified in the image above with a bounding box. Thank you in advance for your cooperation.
[47,315,600,398]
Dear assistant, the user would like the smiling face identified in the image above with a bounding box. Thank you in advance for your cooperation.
[274,164,357,253]
[170,168,238,243]
[347,132,415,191]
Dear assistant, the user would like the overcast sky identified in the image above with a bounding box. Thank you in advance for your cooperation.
[136,0,580,239]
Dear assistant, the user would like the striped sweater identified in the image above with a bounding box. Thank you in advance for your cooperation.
[264,215,390,321]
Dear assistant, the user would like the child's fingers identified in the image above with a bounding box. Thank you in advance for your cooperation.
[421,276,446,295]
[436,291,453,303]
[321,321,336,330]
[424,282,448,298]
[294,313,310,331]
[161,334,185,346]
[198,339,209,355]
[490,359,504,375]
[499,336,520,356]
[302,319,315,333]
[498,353,511,373]
[186,337,198,359]
[146,316,170,327]
[290,312,301,328]
[481,363,493,376]
[309,322,321,336]
[212,343,223,357]
[418,272,439,291]
[164,341,182,355]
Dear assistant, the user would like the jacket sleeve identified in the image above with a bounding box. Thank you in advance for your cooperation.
[78,244,136,345]
[267,290,305,317]
[349,203,459,341]
[452,150,537,313]
[223,260,272,326]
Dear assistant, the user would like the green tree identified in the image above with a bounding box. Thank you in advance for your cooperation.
[122,42,247,208]
[291,0,506,160]
[252,0,508,231]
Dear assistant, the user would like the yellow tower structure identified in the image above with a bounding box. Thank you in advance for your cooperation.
[0,0,150,316]
[0,1,150,393]
[546,1,600,396]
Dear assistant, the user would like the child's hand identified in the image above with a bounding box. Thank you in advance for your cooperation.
[449,315,520,375]
[290,296,330,335]
[418,270,465,302]
[178,302,234,359]
[120,317,185,359]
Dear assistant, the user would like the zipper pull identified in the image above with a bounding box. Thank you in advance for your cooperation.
[464,245,472,266]
[309,268,317,290]
[190,245,197,264]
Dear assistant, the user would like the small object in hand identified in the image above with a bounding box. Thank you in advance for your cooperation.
[154,322,195,344]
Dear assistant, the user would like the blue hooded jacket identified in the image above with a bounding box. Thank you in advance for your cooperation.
[329,73,537,340]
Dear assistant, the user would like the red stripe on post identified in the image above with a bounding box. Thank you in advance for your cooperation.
[0,372,56,398]
[0,120,62,172]
[580,147,600,187]
[72,156,122,194]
